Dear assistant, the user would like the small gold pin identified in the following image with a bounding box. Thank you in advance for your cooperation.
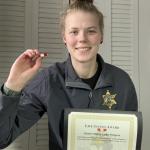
[102,90,117,110]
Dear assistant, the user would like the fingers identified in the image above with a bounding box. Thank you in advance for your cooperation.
[23,49,48,60]
[23,49,40,59]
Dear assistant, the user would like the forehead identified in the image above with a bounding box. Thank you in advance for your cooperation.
[65,10,99,29]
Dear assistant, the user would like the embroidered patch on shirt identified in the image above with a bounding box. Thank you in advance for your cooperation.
[102,90,117,110]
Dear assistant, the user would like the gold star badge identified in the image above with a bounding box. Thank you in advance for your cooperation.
[102,90,117,110]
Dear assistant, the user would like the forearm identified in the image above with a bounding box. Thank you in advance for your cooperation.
[0,89,21,148]
[0,84,45,148]
[0,87,20,120]
[0,117,15,149]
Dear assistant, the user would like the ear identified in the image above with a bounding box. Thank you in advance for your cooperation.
[62,32,66,43]
[100,36,103,44]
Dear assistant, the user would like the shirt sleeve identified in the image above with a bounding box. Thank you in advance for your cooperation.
[0,75,46,149]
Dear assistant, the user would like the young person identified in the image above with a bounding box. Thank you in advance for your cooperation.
[0,0,138,149]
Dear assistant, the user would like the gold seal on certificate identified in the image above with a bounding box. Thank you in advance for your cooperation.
[63,109,142,150]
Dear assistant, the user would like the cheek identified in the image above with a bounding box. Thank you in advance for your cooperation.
[91,35,102,44]
[66,36,77,46]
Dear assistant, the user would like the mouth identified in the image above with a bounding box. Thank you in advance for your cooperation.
[75,47,91,51]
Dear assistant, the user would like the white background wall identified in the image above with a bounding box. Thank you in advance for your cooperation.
[139,0,150,149]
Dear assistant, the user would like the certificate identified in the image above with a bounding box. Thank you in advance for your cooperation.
[63,109,142,150]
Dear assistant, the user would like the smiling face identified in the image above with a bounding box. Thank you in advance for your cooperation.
[63,10,103,65]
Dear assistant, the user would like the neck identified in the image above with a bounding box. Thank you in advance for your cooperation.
[71,58,98,79]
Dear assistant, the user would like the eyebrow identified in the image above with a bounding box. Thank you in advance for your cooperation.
[70,26,98,30]
[87,26,97,29]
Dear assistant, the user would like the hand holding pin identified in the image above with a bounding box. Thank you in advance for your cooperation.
[40,52,48,58]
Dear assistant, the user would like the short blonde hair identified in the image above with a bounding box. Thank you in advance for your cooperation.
[60,0,104,36]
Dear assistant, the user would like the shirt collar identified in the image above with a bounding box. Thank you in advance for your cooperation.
[65,54,113,89]
[95,54,113,88]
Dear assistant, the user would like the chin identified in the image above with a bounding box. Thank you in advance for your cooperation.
[75,57,94,63]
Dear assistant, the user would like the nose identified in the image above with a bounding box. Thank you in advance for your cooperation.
[78,31,87,42]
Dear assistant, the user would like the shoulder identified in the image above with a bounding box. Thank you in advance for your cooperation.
[97,54,132,84]
[105,63,129,77]
[104,63,134,86]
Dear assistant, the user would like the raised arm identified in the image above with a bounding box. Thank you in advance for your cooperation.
[5,49,45,92]
[0,49,47,148]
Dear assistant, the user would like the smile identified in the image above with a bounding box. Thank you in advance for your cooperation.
[75,47,91,51]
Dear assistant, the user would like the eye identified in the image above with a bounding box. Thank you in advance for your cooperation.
[70,30,78,35]
[88,30,97,34]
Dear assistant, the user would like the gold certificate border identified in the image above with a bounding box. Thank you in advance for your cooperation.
[67,112,137,150]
